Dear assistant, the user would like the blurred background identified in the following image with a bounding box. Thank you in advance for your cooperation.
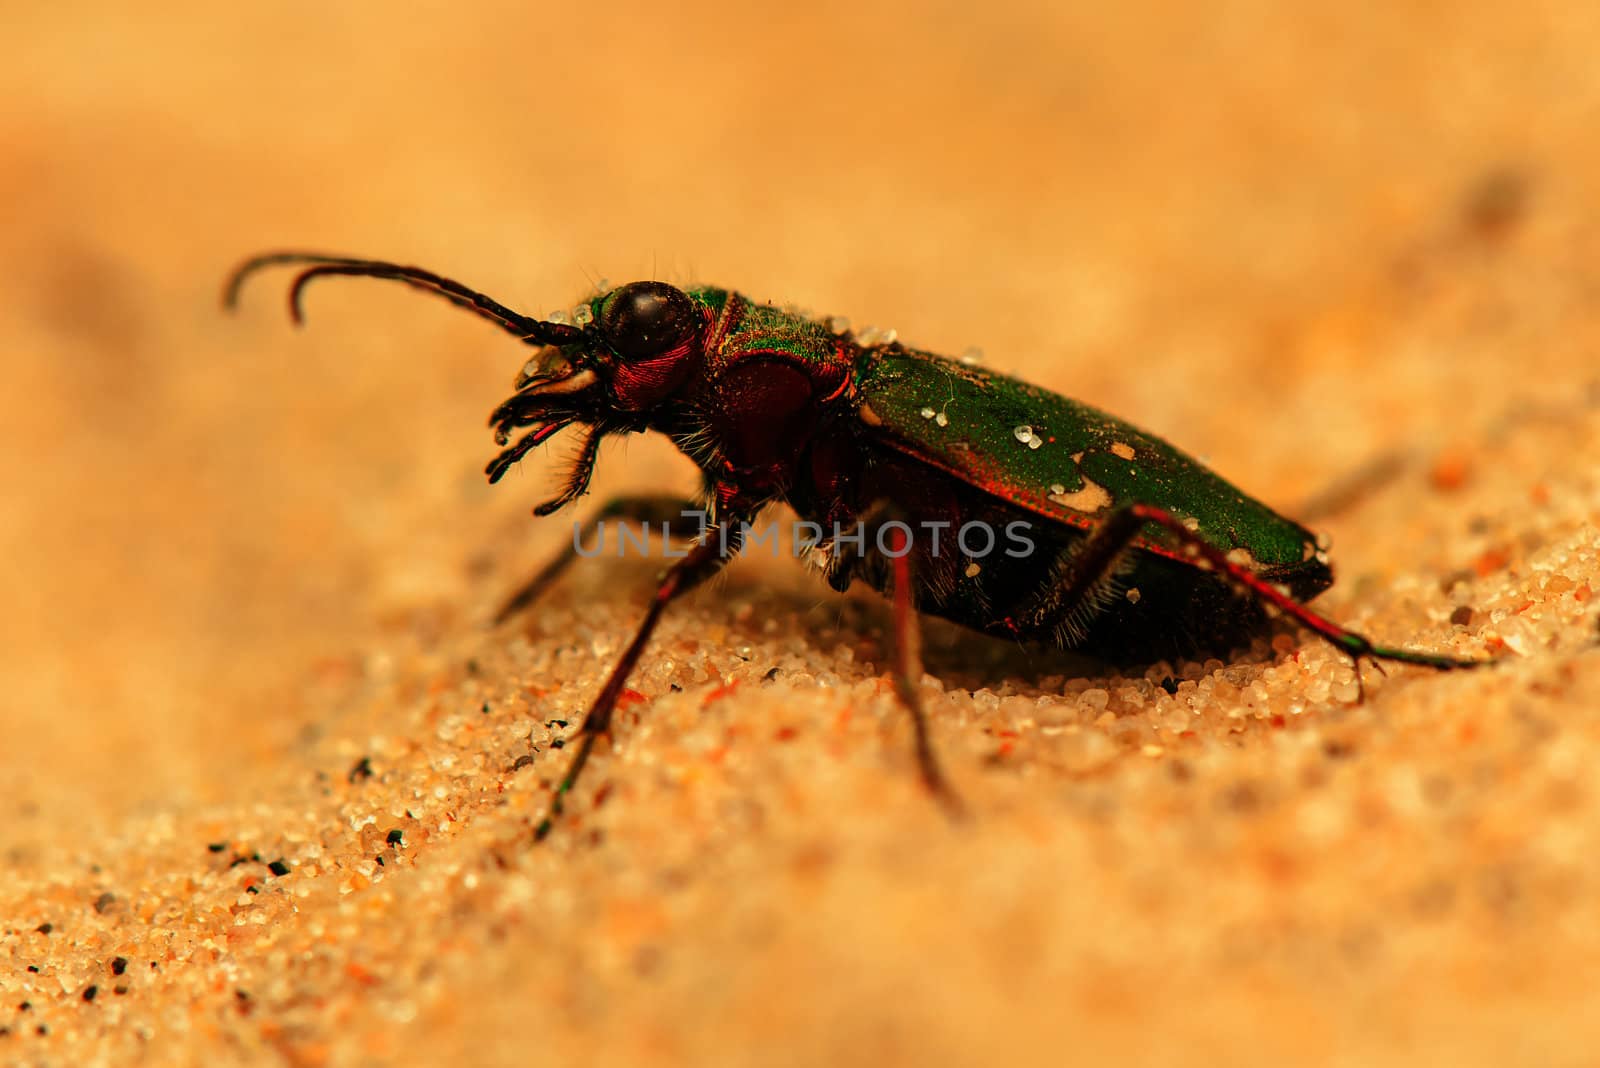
[5,1,1599,1060]
[9,1,1592,814]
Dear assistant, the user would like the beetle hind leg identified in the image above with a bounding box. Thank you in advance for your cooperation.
[1029,502,1490,677]
[1013,519,1141,649]
[1120,504,1488,673]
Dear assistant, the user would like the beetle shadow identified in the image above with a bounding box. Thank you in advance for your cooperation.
[528,553,1252,699]
[734,572,1140,700]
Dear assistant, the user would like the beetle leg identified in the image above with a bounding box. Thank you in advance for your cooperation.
[1028,502,1490,675]
[494,494,702,624]
[841,503,966,817]
[535,516,750,841]
[881,523,967,819]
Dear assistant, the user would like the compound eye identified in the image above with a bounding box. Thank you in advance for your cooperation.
[599,282,698,359]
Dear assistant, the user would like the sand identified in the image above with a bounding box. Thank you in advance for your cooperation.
[4,3,1600,1065]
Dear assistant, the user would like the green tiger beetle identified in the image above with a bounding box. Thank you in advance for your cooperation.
[225,253,1490,837]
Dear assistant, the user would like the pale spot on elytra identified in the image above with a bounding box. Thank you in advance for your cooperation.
[1110,441,1136,461]
[1048,478,1111,513]
[859,403,883,426]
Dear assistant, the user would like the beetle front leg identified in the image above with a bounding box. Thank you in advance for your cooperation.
[494,494,702,624]
[1023,502,1490,676]
[534,516,750,841]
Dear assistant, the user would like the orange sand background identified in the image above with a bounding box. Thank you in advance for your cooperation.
[4,3,1600,1065]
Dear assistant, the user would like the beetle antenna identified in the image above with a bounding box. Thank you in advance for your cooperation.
[223,252,585,347]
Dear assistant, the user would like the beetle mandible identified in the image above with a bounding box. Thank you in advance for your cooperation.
[225,253,1488,838]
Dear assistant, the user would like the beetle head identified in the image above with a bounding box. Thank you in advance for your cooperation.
[485,281,709,494]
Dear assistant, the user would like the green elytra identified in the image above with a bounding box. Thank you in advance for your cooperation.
[854,345,1320,566]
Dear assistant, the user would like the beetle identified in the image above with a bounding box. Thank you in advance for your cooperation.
[225,252,1487,837]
